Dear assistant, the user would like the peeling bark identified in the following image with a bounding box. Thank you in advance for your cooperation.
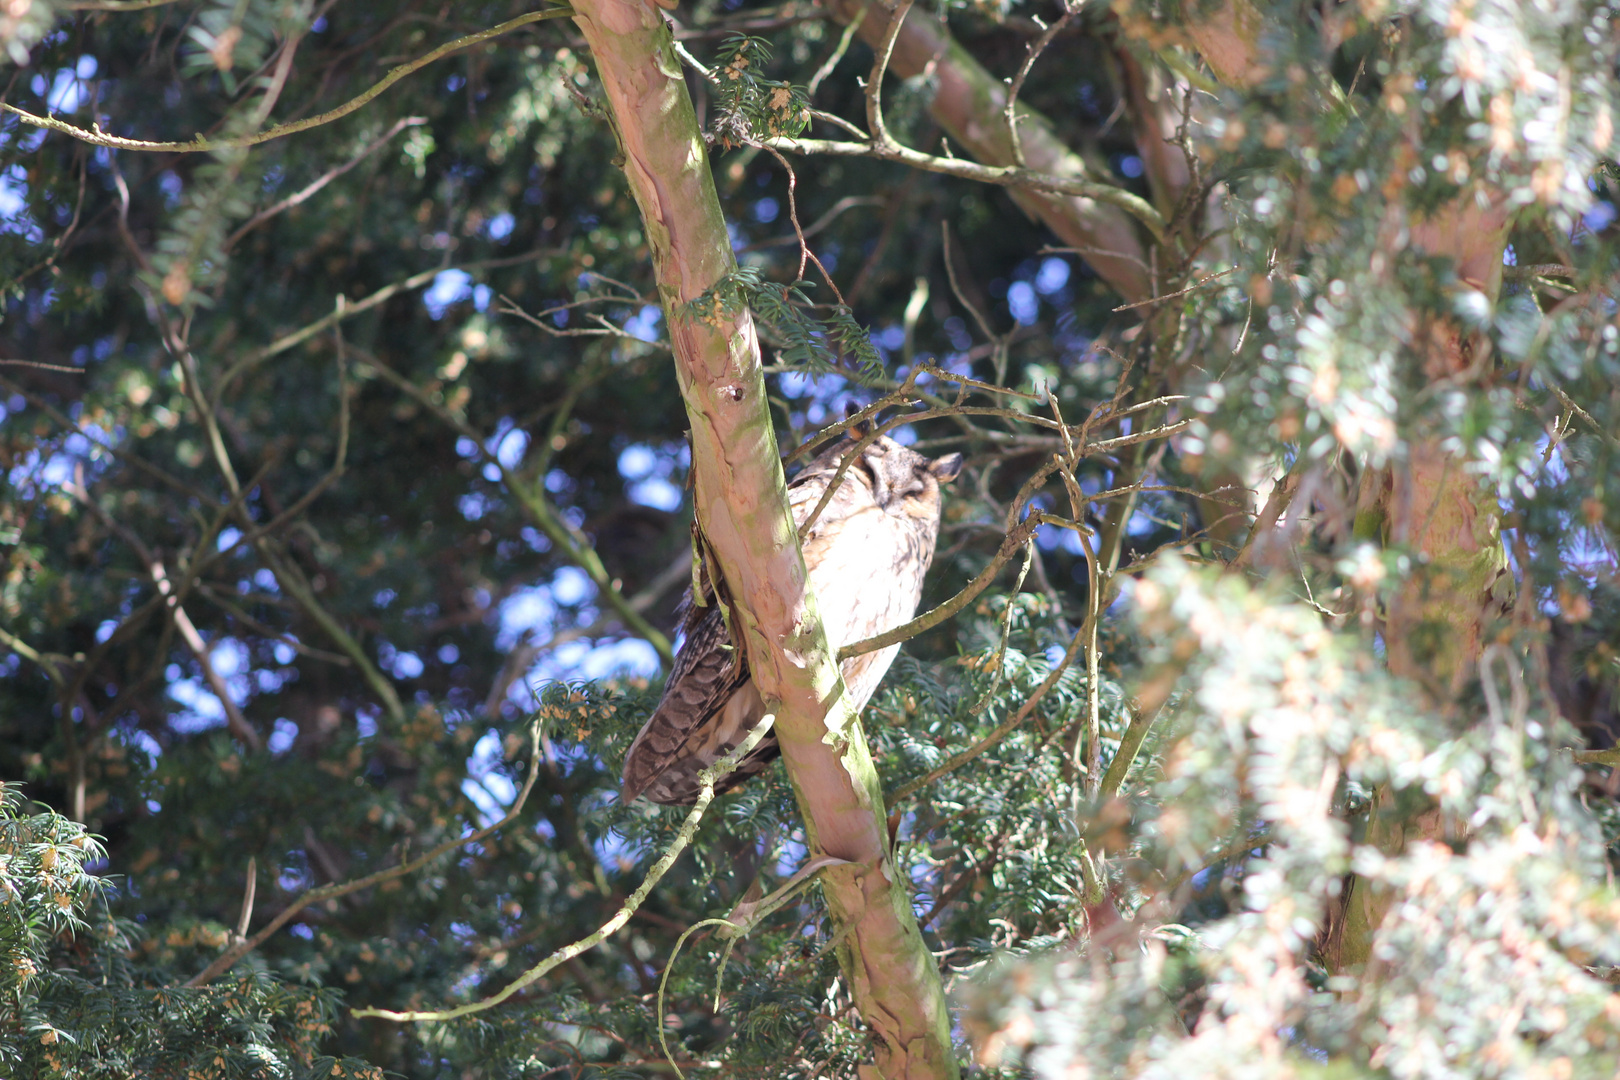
[568,2,957,1075]
[1361,199,1514,696]
[1381,440,1513,693]
[1179,0,1265,90]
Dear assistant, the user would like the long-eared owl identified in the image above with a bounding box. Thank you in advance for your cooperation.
[620,434,964,805]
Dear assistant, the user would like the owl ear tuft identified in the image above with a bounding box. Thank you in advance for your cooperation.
[929,453,964,481]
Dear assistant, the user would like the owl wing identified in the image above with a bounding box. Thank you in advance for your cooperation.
[620,603,755,804]
[620,465,858,806]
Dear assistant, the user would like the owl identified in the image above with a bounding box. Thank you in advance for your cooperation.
[620,434,964,805]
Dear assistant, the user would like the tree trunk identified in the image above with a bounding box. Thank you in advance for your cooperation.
[1145,0,1516,972]
[1330,199,1514,968]
[568,3,957,1076]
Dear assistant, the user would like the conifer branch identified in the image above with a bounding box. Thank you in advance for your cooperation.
[768,134,1167,239]
[187,716,555,988]
[350,714,776,1022]
[1,9,572,152]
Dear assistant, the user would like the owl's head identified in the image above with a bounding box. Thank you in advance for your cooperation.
[802,432,963,516]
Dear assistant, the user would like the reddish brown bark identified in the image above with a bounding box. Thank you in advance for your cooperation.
[569,2,957,1075]
[1130,1,1517,972]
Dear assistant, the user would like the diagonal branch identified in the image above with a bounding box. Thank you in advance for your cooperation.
[64,472,263,752]
[352,348,675,666]
[886,606,1087,809]
[225,115,426,249]
[2,9,573,152]
[817,0,1155,301]
[483,546,691,714]
[0,627,67,687]
[187,718,551,987]
[767,135,1165,239]
[350,712,775,1023]
[841,511,1047,660]
[63,0,181,8]
[209,248,552,408]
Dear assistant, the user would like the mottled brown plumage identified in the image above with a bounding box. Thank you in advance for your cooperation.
[620,435,963,805]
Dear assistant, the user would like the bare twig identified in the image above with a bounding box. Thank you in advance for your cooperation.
[10,145,89,284]
[0,359,84,372]
[194,584,354,665]
[352,348,675,664]
[834,411,1191,662]
[886,610,1087,808]
[64,470,264,752]
[211,315,352,563]
[841,511,1048,660]
[737,194,884,253]
[496,290,668,345]
[63,0,182,8]
[942,221,1001,349]
[226,116,427,249]
[234,857,258,940]
[0,627,66,686]
[1112,265,1237,313]
[2,10,573,152]
[1003,3,1075,169]
[963,542,1034,714]
[211,248,553,407]
[188,717,552,987]
[1076,507,1103,801]
[864,0,913,148]
[484,546,691,714]
[760,146,844,301]
[350,713,776,1022]
[808,3,868,99]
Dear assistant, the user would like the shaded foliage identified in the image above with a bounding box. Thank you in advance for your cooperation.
[0,0,1617,1075]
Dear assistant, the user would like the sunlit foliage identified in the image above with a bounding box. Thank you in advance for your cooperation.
[0,0,1617,1074]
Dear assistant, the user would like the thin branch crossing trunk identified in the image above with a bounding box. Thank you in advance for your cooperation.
[568,2,957,1076]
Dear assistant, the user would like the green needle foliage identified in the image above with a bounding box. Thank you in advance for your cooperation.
[709,33,812,148]
[688,266,884,380]
[0,0,1617,1076]
[964,562,1620,1078]
[1,783,375,1078]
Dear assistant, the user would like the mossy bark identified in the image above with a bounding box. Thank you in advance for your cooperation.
[568,3,957,1076]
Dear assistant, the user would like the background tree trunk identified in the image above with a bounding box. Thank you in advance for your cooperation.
[821,0,1154,302]
[1157,0,1518,975]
